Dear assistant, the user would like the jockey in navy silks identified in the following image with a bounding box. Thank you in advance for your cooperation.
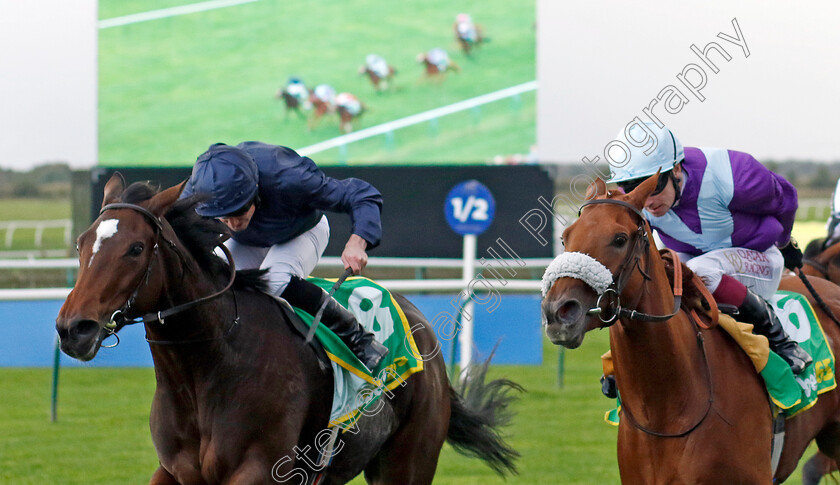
[607,122,812,374]
[181,142,389,370]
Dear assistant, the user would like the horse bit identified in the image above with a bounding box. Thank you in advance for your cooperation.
[578,198,681,325]
[577,197,715,438]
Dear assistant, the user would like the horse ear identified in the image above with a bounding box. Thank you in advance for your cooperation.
[624,170,661,209]
[102,172,126,208]
[584,178,608,200]
[147,180,187,217]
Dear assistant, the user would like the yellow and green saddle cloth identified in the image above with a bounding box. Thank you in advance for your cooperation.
[292,276,424,428]
[606,291,836,424]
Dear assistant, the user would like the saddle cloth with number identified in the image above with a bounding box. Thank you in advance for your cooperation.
[605,290,836,425]
[292,276,424,427]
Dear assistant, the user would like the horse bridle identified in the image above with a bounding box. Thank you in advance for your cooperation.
[98,202,237,345]
[579,198,715,438]
[578,199,681,325]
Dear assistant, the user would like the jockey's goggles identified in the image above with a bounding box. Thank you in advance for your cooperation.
[617,170,671,196]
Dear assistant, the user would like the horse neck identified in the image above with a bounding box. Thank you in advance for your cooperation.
[609,246,710,425]
[142,245,236,378]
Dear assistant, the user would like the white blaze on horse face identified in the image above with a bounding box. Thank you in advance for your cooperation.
[88,219,119,267]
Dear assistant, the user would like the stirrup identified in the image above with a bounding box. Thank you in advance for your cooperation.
[600,374,617,399]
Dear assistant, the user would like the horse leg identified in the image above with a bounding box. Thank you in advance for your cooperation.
[812,424,840,484]
[363,418,447,484]
[228,459,272,484]
[802,451,836,485]
[149,466,179,485]
[364,376,449,484]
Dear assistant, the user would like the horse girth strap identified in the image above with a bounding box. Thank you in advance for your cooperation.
[100,202,236,327]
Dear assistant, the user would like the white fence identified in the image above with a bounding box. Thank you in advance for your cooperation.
[0,219,72,248]
[297,81,538,159]
[0,256,548,301]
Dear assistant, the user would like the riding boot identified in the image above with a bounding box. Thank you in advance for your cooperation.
[738,289,812,374]
[319,296,389,371]
[281,276,388,371]
[600,374,617,399]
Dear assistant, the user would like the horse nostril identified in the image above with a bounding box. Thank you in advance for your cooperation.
[556,300,583,323]
[71,320,100,340]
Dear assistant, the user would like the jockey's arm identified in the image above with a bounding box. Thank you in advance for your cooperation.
[728,152,798,246]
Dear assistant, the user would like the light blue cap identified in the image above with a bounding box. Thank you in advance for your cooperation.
[607,121,684,184]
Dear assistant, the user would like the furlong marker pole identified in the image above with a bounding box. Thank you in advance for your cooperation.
[459,234,476,380]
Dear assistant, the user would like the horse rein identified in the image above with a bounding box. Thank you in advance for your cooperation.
[98,202,238,345]
[578,199,682,325]
[579,198,716,437]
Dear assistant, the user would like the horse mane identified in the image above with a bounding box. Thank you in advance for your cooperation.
[120,181,267,292]
[804,237,827,259]
[659,250,710,312]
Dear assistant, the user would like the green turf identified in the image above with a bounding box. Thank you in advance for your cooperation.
[98,0,536,166]
[0,199,71,251]
[0,332,819,484]
[0,199,70,221]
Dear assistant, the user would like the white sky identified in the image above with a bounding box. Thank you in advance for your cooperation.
[1,2,839,170]
[0,1,97,171]
[537,1,840,164]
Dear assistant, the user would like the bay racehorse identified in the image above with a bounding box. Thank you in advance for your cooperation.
[541,175,840,483]
[56,174,521,484]
[453,15,485,56]
[796,237,840,484]
[359,55,396,92]
[416,49,460,79]
[275,78,310,120]
[335,93,365,134]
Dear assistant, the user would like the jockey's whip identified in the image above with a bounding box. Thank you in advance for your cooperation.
[795,268,840,327]
[305,267,354,344]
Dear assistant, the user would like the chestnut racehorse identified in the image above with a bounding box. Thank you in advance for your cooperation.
[56,175,521,484]
[542,175,840,483]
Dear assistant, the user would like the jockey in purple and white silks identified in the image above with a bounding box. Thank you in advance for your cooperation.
[608,121,811,374]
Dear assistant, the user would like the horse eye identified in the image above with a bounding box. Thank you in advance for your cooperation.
[127,243,144,257]
[612,234,628,247]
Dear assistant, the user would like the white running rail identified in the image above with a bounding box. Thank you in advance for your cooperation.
[297,81,538,157]
[0,220,72,248]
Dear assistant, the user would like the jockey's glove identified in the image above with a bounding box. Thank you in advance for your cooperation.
[779,238,803,270]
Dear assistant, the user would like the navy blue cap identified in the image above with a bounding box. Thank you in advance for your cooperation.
[189,143,259,217]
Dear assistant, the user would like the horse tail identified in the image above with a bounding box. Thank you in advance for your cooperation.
[446,354,523,476]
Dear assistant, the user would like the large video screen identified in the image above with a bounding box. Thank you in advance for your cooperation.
[99,0,536,167]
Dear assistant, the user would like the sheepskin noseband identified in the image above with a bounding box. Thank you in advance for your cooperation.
[541,252,613,297]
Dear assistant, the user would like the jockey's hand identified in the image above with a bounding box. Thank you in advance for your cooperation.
[779,238,803,270]
[341,234,369,275]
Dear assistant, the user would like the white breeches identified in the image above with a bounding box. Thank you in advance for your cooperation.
[680,246,784,301]
[219,215,330,296]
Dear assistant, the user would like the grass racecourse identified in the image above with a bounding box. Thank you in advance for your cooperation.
[0,220,831,484]
[1,1,830,481]
[98,0,536,166]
